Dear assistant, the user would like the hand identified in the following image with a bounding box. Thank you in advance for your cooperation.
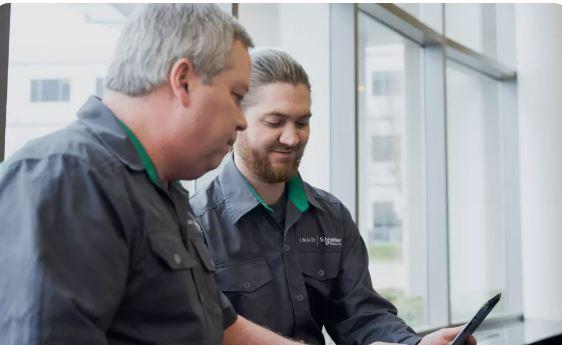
[419,325,477,345]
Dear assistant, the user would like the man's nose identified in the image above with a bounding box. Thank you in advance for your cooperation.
[236,110,247,131]
[279,125,299,147]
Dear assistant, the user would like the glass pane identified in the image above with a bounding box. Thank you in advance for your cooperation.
[62,80,70,102]
[6,4,133,159]
[446,60,507,322]
[395,3,443,33]
[30,80,38,102]
[95,78,104,98]
[445,4,497,58]
[358,13,428,328]
[41,79,60,102]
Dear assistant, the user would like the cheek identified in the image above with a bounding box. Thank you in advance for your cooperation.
[238,133,264,154]
[196,89,231,118]
[300,130,310,146]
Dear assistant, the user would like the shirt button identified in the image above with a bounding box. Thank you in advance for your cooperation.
[173,254,182,265]
[243,281,252,289]
[296,294,304,302]
[284,244,290,251]
[318,269,325,277]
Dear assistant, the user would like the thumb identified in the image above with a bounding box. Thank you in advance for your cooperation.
[441,325,465,340]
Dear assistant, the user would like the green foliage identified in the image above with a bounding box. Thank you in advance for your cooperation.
[368,243,402,261]
[379,287,425,326]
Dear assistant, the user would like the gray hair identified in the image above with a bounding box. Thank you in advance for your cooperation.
[105,4,253,95]
[243,49,311,108]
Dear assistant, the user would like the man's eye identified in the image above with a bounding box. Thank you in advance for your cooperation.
[264,121,281,127]
[233,93,244,106]
[296,121,309,128]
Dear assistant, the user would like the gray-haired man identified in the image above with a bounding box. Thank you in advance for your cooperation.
[0,5,303,345]
[191,50,477,345]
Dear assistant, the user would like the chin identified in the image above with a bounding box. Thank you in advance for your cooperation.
[207,154,226,171]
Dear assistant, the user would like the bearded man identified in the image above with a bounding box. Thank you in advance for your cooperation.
[191,49,476,345]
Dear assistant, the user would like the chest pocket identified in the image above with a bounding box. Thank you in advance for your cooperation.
[214,260,274,322]
[149,231,222,337]
[299,251,340,281]
[149,232,198,270]
[215,260,272,292]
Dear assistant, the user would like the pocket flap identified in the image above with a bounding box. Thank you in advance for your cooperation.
[192,240,216,272]
[149,233,198,270]
[216,260,272,293]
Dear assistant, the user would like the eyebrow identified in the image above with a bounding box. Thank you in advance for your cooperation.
[264,112,312,119]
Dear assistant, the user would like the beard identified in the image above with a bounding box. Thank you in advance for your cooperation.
[236,137,304,183]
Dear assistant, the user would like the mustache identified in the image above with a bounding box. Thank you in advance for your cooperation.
[268,145,303,153]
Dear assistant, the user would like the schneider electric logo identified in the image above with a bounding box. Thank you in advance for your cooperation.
[321,236,342,246]
[299,236,342,247]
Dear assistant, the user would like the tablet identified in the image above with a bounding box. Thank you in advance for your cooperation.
[450,292,502,345]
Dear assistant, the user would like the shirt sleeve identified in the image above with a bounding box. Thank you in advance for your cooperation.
[324,205,422,345]
[0,156,130,344]
[220,291,238,329]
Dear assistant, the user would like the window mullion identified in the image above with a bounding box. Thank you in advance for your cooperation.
[424,43,451,328]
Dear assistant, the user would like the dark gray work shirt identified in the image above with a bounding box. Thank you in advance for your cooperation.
[0,96,236,345]
[191,157,422,345]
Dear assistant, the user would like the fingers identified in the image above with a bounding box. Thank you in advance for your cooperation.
[465,334,477,345]
[441,325,465,339]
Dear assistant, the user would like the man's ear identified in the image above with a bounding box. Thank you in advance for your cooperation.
[169,58,196,107]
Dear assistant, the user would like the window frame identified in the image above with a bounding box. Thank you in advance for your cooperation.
[356,3,522,331]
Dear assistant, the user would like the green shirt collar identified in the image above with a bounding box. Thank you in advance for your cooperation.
[117,119,160,188]
[242,173,309,213]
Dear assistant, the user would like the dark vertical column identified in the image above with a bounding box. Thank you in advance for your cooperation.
[0,4,11,162]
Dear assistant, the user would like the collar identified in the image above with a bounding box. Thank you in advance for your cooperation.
[219,155,324,224]
[77,96,162,188]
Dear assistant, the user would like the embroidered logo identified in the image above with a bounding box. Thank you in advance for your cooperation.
[300,236,317,244]
[299,235,342,247]
[320,236,342,246]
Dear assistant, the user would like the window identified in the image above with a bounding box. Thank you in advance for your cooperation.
[372,71,402,96]
[5,4,128,159]
[95,77,104,98]
[395,4,443,33]
[446,60,507,321]
[445,4,497,58]
[30,79,70,102]
[372,201,402,243]
[371,135,400,163]
[358,12,428,328]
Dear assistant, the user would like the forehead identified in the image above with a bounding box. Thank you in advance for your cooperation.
[253,82,311,114]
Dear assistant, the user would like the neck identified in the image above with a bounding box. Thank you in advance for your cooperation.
[233,154,286,205]
[103,89,171,187]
